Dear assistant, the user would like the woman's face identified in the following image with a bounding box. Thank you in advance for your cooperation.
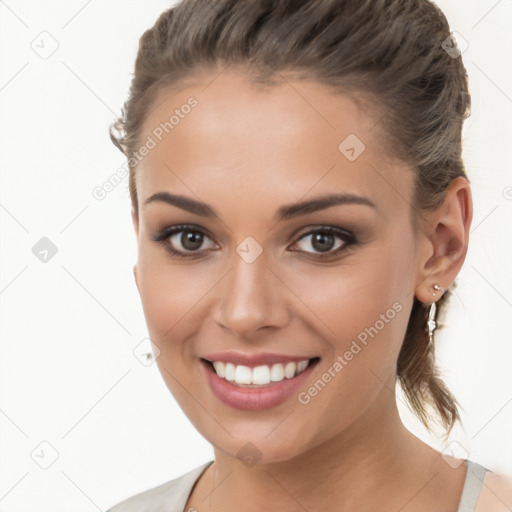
[131,68,424,463]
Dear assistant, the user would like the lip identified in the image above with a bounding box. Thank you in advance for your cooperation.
[200,357,320,410]
[202,351,317,367]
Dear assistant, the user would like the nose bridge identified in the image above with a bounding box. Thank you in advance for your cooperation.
[212,245,287,336]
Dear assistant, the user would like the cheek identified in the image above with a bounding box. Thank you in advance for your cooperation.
[283,261,411,446]
[135,255,213,418]
[134,256,222,397]
[288,257,409,353]
[285,241,413,396]
[136,250,215,341]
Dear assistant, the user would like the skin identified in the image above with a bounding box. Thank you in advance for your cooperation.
[130,67,478,511]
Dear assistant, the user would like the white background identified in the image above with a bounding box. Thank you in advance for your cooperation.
[0,1,511,510]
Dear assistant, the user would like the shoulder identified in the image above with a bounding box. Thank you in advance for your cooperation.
[106,461,213,512]
[475,469,512,512]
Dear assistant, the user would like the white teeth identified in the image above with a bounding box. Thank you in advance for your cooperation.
[297,360,308,373]
[252,365,271,385]
[225,362,236,381]
[270,363,285,382]
[213,361,226,378]
[210,359,311,386]
[284,362,296,379]
[234,365,252,384]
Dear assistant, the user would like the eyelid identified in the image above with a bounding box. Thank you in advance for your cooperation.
[292,225,354,242]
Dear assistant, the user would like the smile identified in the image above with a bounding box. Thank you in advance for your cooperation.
[200,355,321,410]
[209,359,313,387]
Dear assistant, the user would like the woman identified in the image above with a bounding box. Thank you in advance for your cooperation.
[107,0,512,510]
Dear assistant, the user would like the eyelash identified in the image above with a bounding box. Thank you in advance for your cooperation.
[151,224,357,261]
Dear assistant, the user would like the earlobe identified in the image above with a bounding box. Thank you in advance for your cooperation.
[414,176,473,304]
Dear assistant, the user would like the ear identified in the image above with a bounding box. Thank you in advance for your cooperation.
[414,176,473,303]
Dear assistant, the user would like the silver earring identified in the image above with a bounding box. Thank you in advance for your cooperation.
[427,284,443,345]
[427,301,437,345]
[432,283,442,296]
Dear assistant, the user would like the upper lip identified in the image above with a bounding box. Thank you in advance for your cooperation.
[201,351,318,367]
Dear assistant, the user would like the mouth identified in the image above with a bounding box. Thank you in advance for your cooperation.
[200,355,320,410]
[201,357,320,388]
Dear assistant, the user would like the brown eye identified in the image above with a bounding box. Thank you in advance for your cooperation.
[291,226,356,259]
[309,232,336,252]
[151,225,217,259]
[177,230,205,251]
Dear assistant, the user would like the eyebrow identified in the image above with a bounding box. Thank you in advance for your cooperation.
[144,191,377,222]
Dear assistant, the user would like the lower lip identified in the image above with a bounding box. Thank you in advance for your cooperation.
[200,359,319,411]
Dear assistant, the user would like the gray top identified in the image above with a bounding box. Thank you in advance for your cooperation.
[457,459,490,512]
[106,459,489,512]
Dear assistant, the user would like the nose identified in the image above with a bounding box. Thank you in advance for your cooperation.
[211,249,290,339]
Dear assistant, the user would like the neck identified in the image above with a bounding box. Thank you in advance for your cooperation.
[199,382,437,512]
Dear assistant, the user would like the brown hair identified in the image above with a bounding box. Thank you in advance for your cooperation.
[110,0,471,435]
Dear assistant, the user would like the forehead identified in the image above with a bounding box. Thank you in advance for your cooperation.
[136,68,413,215]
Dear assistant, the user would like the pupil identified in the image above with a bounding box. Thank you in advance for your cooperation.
[312,233,334,252]
[182,231,203,250]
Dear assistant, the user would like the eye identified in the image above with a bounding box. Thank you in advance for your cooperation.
[151,224,217,259]
[152,224,356,261]
[290,226,355,259]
